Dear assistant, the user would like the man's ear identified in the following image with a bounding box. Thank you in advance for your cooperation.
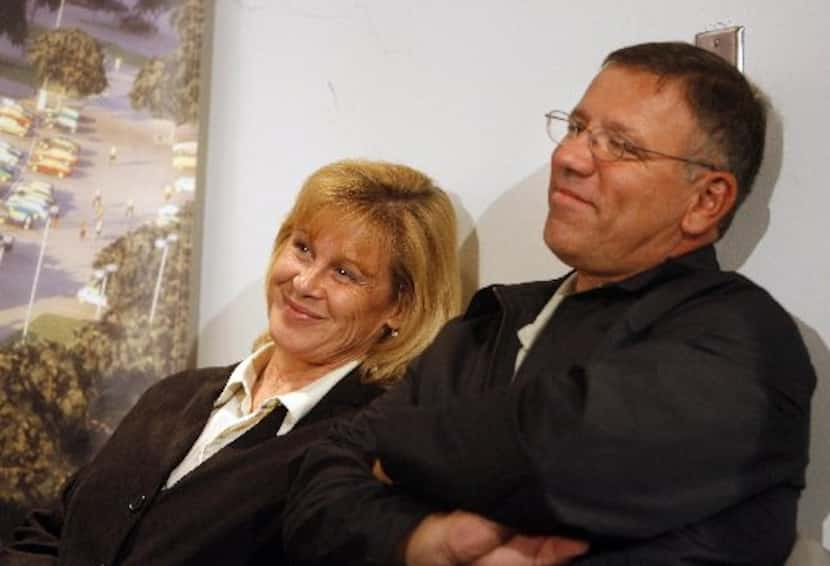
[682,171,738,237]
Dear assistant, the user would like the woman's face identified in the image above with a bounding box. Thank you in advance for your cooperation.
[267,213,400,370]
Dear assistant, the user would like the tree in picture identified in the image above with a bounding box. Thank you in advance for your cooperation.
[130,0,204,126]
[27,27,108,100]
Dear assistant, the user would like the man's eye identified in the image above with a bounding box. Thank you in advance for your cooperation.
[607,136,639,158]
[567,121,585,136]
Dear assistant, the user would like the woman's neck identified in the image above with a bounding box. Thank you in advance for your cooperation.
[250,347,341,410]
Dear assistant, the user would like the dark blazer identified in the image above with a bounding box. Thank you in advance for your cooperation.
[1,364,383,565]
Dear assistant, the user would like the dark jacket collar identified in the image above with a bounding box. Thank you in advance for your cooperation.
[466,245,721,317]
[613,245,720,293]
[298,367,384,428]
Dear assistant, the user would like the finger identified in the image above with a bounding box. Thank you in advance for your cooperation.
[444,511,513,562]
[536,536,589,563]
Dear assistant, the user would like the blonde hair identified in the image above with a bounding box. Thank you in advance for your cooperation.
[255,159,461,384]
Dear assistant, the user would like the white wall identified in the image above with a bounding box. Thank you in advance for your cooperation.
[197,0,830,544]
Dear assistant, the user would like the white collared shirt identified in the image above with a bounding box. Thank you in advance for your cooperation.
[514,273,577,374]
[165,343,359,488]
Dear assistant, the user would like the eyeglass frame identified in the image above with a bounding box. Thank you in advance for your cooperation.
[544,110,719,171]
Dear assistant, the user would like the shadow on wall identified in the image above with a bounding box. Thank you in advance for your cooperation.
[473,165,569,289]
[715,105,783,270]
[794,318,830,542]
[447,192,479,307]
[712,106,829,540]
[198,280,265,367]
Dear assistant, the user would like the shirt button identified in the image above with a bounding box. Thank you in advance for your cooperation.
[128,494,147,513]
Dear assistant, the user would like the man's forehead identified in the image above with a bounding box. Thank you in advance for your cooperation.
[573,65,689,130]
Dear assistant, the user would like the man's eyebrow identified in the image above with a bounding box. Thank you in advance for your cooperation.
[570,108,588,122]
[572,107,641,140]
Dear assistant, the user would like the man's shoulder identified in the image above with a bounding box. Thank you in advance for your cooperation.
[465,278,564,318]
[629,263,803,348]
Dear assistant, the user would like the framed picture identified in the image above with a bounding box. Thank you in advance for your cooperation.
[0,0,206,538]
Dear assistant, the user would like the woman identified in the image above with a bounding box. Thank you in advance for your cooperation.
[3,159,461,565]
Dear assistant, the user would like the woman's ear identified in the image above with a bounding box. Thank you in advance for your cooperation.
[682,170,738,237]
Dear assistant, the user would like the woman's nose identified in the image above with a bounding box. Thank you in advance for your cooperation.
[293,265,324,296]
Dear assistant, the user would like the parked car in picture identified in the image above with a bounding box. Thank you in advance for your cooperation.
[29,156,72,178]
[0,149,21,168]
[55,106,80,121]
[1,97,24,112]
[13,179,55,202]
[38,135,80,154]
[0,115,28,137]
[0,140,23,158]
[172,141,197,156]
[77,283,107,308]
[0,106,32,127]
[1,199,39,229]
[174,176,196,193]
[44,112,78,134]
[7,194,52,219]
[9,188,53,210]
[34,146,79,166]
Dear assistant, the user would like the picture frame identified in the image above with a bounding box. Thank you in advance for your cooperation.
[0,0,207,539]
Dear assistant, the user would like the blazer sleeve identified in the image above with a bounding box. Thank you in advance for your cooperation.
[370,284,816,539]
[0,474,77,565]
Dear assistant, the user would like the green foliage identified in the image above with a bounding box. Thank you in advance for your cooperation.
[0,203,196,525]
[27,27,108,97]
[26,313,89,344]
[0,339,92,508]
[129,0,204,124]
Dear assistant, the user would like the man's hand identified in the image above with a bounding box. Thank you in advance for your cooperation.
[404,511,588,566]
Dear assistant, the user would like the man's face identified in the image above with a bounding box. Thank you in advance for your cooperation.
[544,64,706,288]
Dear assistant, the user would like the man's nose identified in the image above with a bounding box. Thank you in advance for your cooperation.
[551,133,596,177]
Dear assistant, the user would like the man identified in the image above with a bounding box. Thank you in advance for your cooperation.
[283,42,815,565]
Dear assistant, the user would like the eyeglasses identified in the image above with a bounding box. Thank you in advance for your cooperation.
[545,110,718,170]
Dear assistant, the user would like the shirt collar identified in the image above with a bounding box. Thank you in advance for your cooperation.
[274,359,360,434]
[517,272,577,351]
[214,343,273,408]
[214,342,361,432]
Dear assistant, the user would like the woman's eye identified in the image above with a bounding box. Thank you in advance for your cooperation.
[293,240,311,254]
[334,267,358,282]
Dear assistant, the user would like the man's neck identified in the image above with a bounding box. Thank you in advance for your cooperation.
[573,236,715,293]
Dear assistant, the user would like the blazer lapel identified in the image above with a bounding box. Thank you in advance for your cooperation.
[157,365,237,473]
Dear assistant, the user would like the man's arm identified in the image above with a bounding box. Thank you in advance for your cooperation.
[371,285,815,539]
[285,421,587,566]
